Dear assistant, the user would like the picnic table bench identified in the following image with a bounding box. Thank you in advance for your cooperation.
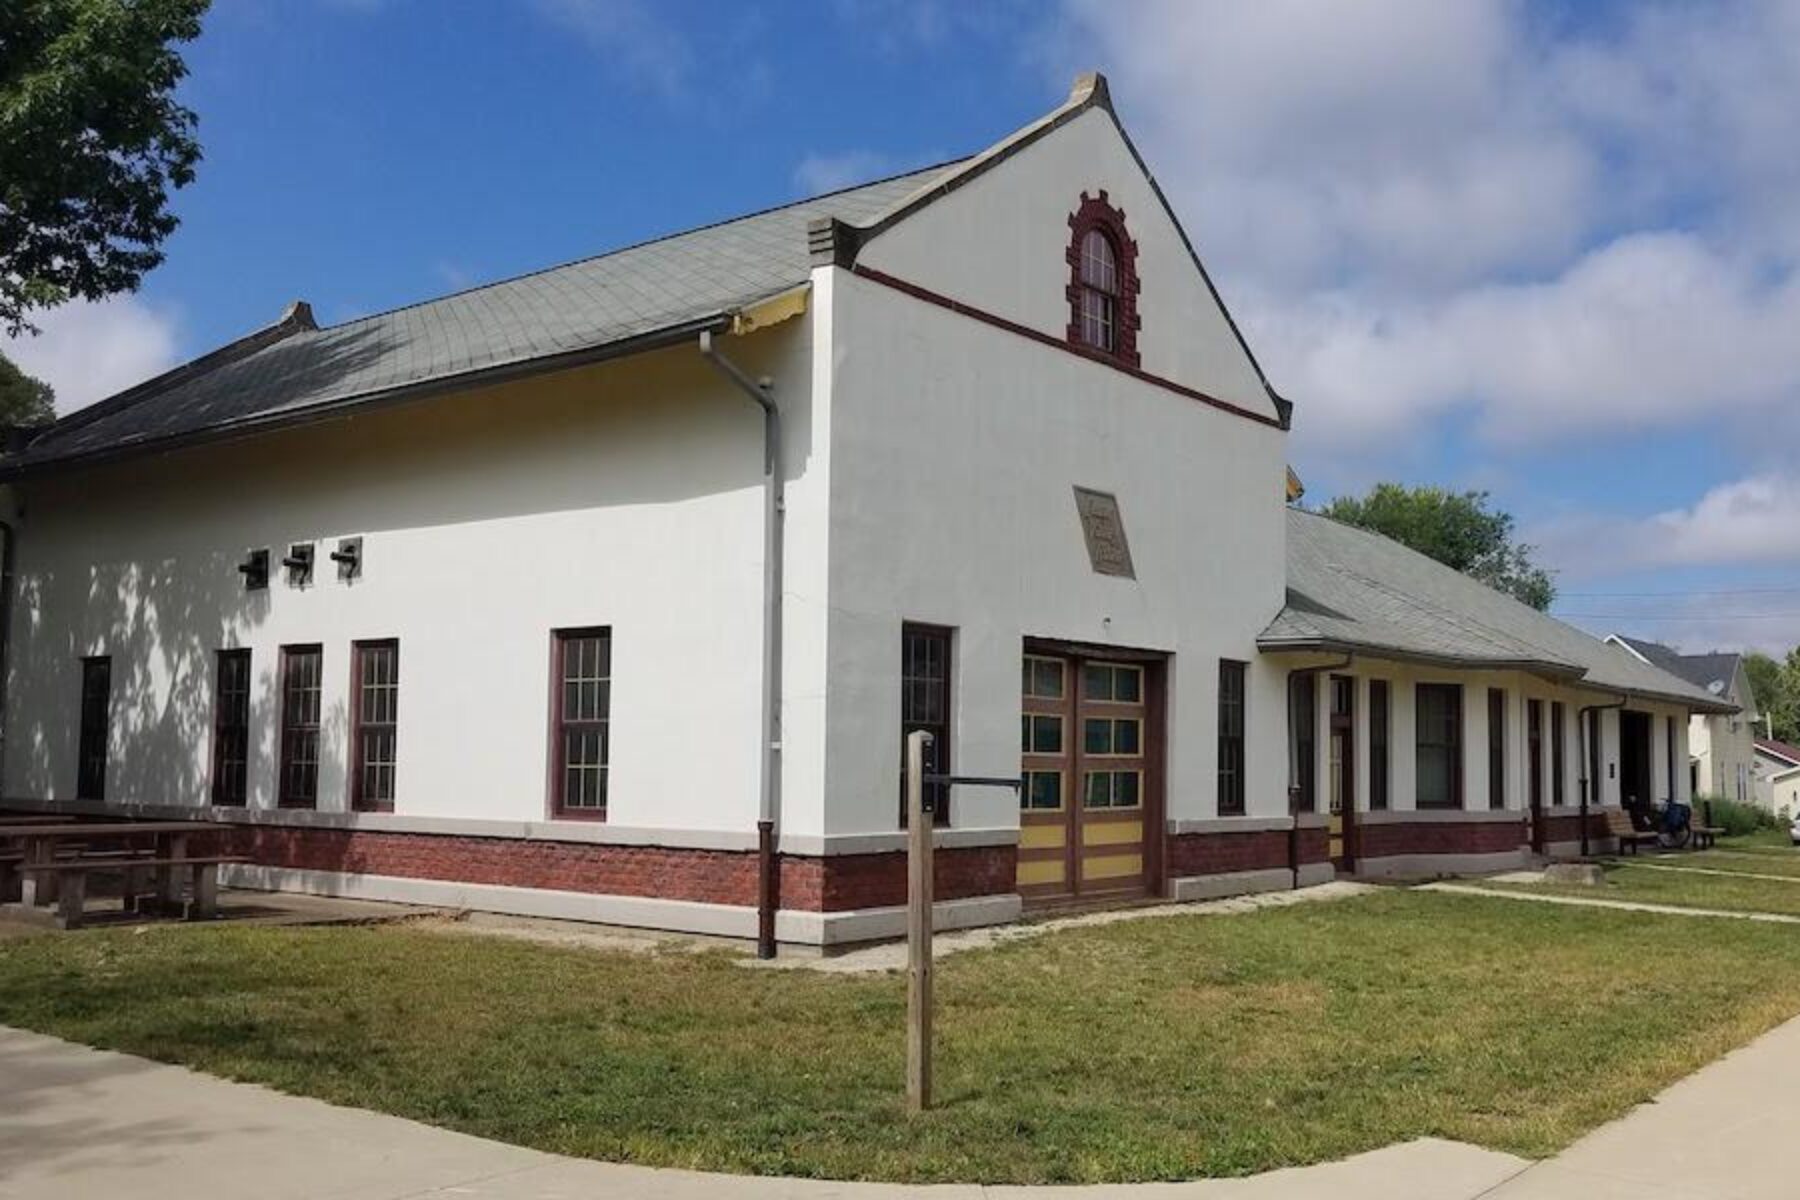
[25,855,244,928]
[1604,808,1661,855]
[0,819,237,929]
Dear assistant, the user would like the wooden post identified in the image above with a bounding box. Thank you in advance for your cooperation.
[906,729,934,1114]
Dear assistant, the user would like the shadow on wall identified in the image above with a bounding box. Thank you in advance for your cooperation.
[7,553,282,807]
[2,329,806,880]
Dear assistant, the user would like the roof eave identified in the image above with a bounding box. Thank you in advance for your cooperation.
[1256,635,1584,681]
[0,313,735,484]
[1261,635,1739,713]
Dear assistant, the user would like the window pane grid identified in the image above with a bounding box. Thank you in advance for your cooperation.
[1022,656,1065,700]
[279,646,322,809]
[1084,770,1141,810]
[1082,663,1143,705]
[1416,684,1462,810]
[213,650,252,806]
[1021,769,1064,811]
[1217,660,1246,816]
[901,626,952,825]
[554,631,612,815]
[354,642,399,811]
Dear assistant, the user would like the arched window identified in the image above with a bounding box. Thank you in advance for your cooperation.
[1078,229,1119,351]
[1065,190,1140,367]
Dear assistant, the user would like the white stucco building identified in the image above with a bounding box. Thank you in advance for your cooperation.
[0,76,1730,950]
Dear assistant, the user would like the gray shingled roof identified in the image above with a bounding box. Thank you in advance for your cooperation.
[7,162,961,475]
[1267,509,1735,712]
[1614,637,1743,698]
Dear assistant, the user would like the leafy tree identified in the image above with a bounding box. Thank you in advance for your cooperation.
[1319,483,1556,610]
[0,0,209,334]
[0,351,55,426]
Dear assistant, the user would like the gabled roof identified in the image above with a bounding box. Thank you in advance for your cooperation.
[1756,738,1800,768]
[2,161,960,479]
[6,71,1296,480]
[1265,509,1736,712]
[1610,636,1753,711]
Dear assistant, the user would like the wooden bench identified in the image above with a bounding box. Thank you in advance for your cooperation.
[1690,802,1726,850]
[1604,808,1661,855]
[10,856,246,929]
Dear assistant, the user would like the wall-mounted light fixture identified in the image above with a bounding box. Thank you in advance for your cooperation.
[330,536,363,582]
[237,549,270,591]
[282,542,315,587]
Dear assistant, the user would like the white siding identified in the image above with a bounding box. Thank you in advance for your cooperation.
[2,329,832,843]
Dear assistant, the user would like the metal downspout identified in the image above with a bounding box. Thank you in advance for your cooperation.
[1577,693,1628,858]
[698,331,783,960]
[1285,655,1352,886]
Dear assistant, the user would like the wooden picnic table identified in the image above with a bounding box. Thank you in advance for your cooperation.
[0,820,225,918]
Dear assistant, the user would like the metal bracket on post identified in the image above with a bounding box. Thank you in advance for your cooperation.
[905,738,1020,1114]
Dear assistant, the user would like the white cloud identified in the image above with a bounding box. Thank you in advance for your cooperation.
[1536,474,1800,580]
[532,0,692,97]
[1054,0,1800,459]
[1256,232,1800,451]
[3,297,182,416]
[793,150,898,197]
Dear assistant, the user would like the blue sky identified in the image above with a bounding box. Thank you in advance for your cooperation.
[9,0,1800,656]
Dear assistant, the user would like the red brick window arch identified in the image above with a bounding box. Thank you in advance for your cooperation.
[1066,191,1140,368]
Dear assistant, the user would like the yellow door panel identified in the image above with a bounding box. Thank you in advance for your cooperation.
[1082,852,1143,881]
[1018,858,1067,886]
[1082,819,1143,847]
[1020,824,1066,850]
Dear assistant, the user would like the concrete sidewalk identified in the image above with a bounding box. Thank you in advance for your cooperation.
[2,1013,1796,1199]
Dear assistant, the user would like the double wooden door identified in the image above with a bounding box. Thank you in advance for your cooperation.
[1018,648,1162,907]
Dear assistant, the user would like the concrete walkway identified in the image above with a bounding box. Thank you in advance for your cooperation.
[7,1011,1800,1198]
[1420,881,1800,924]
[1481,1011,1800,1199]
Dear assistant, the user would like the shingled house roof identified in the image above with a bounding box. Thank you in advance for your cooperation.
[1264,509,1736,712]
[1611,636,1749,703]
[0,161,961,479]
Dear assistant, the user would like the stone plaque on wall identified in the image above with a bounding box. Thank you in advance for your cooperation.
[1072,486,1135,579]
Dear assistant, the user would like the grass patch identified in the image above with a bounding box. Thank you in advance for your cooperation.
[1718,829,1797,852]
[1496,861,1800,917]
[1639,847,1800,879]
[2,892,1799,1183]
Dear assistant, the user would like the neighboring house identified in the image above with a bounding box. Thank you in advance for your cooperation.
[1607,637,1759,805]
[1754,739,1800,817]
[0,75,1729,950]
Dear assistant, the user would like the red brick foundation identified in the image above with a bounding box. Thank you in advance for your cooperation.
[1356,817,1527,859]
[1166,825,1329,877]
[222,825,1016,912]
[1539,810,1610,846]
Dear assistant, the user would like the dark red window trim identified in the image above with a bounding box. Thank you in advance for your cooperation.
[549,626,612,821]
[211,648,252,807]
[278,644,323,810]
[350,639,400,813]
[1065,190,1141,368]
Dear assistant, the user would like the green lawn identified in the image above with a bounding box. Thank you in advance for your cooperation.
[1493,859,1800,917]
[1639,846,1800,879]
[2,892,1799,1183]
